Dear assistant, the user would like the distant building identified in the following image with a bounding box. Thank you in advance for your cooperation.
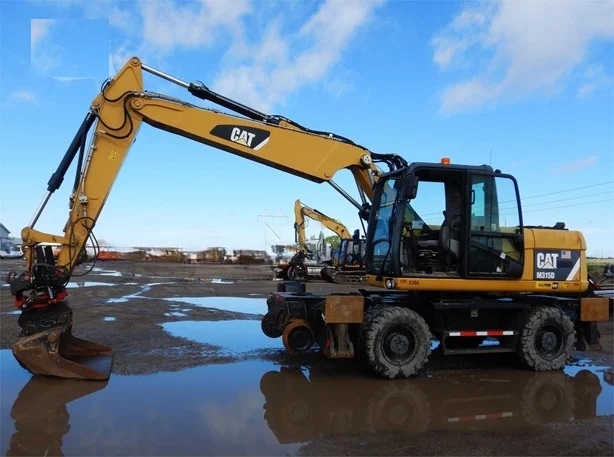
[0,223,9,240]
[0,223,11,249]
[0,224,23,259]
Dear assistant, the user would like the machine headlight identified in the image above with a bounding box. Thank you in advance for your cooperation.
[385,278,396,289]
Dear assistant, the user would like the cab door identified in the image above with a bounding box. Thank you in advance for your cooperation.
[468,173,523,277]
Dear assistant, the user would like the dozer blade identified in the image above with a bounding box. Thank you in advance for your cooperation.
[12,324,112,381]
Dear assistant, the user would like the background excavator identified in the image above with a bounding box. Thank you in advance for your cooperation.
[6,56,608,381]
[321,229,367,284]
[281,199,362,282]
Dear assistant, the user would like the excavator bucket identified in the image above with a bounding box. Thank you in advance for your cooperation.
[12,324,112,381]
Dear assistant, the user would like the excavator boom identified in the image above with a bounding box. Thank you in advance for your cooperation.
[7,56,407,380]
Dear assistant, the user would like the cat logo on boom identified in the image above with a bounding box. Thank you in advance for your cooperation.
[210,125,271,151]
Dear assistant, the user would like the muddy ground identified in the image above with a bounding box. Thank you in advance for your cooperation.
[1,258,612,456]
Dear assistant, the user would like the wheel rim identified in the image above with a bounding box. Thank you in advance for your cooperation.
[382,325,416,363]
[535,323,564,360]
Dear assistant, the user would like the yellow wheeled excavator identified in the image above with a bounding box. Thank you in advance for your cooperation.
[6,57,608,381]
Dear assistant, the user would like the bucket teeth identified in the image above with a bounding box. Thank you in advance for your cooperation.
[12,323,113,381]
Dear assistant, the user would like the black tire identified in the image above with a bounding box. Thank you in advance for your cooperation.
[517,306,576,371]
[360,306,431,379]
[261,312,282,338]
[357,306,386,366]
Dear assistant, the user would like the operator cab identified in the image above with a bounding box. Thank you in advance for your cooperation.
[366,160,524,279]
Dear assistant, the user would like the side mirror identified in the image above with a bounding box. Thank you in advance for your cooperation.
[403,175,419,200]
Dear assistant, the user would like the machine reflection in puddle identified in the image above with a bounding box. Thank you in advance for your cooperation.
[1,347,612,457]
[162,319,279,354]
[164,296,266,315]
[260,365,614,442]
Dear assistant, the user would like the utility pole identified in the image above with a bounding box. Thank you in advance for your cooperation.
[257,210,288,253]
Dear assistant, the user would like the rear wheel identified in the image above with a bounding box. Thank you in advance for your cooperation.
[517,306,575,371]
[360,306,431,379]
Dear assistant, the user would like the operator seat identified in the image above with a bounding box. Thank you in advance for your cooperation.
[439,210,460,258]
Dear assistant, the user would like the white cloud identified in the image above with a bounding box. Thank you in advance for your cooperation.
[549,155,599,175]
[432,0,614,113]
[37,0,381,111]
[8,91,36,102]
[31,18,55,49]
[432,6,490,68]
[30,18,62,73]
[577,65,612,98]
[212,0,385,112]
[138,0,251,53]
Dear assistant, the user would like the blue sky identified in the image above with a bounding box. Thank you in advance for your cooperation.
[0,0,613,256]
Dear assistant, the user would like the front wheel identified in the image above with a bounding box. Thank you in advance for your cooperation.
[517,306,576,371]
[359,306,431,379]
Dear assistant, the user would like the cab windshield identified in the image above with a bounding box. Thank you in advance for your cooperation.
[367,176,415,273]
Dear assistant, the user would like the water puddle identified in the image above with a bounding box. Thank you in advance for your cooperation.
[210,278,234,284]
[165,312,188,317]
[107,297,131,303]
[164,296,266,315]
[92,268,123,276]
[0,351,302,456]
[92,268,139,277]
[162,319,279,354]
[103,316,116,321]
[0,347,611,456]
[67,281,116,288]
[104,283,170,303]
